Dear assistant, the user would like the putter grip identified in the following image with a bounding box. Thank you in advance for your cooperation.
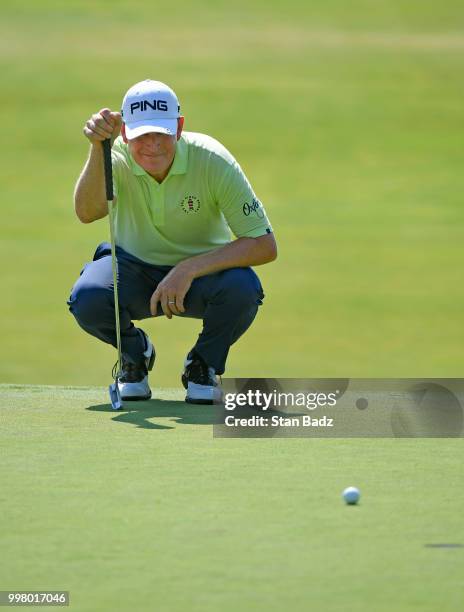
[102,139,113,201]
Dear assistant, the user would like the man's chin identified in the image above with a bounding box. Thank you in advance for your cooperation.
[141,161,167,173]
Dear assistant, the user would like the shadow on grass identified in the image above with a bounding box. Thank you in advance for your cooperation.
[86,397,217,430]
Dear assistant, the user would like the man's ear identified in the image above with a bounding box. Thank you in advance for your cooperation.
[121,123,129,144]
[176,116,185,141]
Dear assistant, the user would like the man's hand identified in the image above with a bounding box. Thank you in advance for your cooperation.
[83,108,122,145]
[150,264,194,319]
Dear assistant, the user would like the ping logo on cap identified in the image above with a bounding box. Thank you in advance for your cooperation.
[122,79,180,138]
[130,99,169,114]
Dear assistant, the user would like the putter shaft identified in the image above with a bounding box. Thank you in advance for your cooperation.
[103,138,124,409]
[107,198,122,379]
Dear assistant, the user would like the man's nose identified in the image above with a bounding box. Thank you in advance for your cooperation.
[142,133,162,149]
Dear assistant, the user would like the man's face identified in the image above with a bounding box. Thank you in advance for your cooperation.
[122,117,184,181]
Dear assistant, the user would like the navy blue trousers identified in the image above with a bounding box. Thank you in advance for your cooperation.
[67,243,264,375]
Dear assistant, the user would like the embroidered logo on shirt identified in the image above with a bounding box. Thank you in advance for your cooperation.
[181,195,201,213]
[243,197,264,219]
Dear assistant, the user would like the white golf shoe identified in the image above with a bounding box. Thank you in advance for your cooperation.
[181,350,223,405]
[118,330,155,401]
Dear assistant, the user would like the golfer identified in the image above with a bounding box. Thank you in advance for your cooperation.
[68,79,277,404]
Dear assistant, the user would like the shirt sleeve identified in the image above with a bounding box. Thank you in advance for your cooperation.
[211,153,273,239]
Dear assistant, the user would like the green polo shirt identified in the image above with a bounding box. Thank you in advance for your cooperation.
[110,131,272,265]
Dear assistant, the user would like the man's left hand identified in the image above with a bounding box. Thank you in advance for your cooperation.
[150,265,193,319]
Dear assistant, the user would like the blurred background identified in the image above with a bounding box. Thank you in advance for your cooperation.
[1,0,463,387]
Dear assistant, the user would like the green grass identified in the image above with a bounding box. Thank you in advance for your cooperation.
[1,2,464,609]
[1,0,464,386]
[1,385,463,611]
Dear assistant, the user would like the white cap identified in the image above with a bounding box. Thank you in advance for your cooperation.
[121,79,180,139]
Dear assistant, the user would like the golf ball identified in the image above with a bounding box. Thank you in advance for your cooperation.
[343,486,360,505]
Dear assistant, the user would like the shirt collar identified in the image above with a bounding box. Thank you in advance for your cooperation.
[169,136,188,176]
[128,135,188,178]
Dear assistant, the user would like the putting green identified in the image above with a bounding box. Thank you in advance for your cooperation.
[1,384,463,611]
[2,2,464,608]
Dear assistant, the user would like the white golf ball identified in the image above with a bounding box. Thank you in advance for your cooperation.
[343,486,360,505]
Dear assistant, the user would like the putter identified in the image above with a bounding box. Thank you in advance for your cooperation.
[102,138,124,410]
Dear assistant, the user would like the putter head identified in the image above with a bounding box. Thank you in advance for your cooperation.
[109,381,124,410]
